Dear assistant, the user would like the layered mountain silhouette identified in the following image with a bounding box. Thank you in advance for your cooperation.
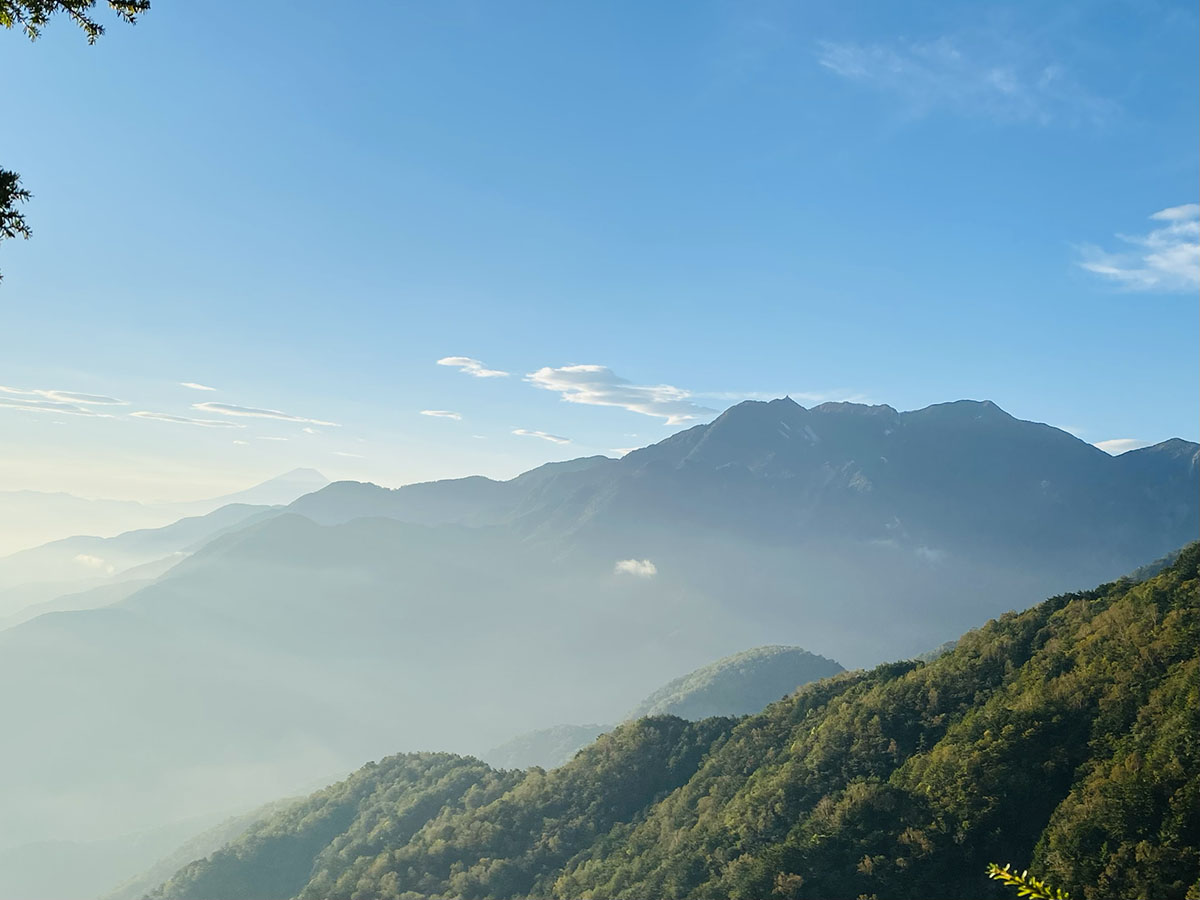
[0,468,327,558]
[0,399,1193,899]
[143,547,1200,900]
[484,645,846,770]
[292,399,1194,567]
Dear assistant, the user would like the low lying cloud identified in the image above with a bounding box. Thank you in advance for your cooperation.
[615,558,658,578]
[131,411,244,428]
[193,401,339,427]
[437,356,509,378]
[74,554,115,574]
[1094,438,1151,455]
[1077,205,1200,292]
[513,428,571,445]
[421,410,463,420]
[179,382,217,391]
[526,365,716,425]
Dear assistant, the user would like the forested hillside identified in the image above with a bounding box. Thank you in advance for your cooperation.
[148,545,1199,900]
[627,645,844,719]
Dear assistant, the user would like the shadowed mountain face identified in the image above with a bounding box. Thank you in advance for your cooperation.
[0,399,1193,892]
[293,399,1196,568]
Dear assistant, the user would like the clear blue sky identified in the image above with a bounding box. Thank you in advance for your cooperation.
[1,0,1196,500]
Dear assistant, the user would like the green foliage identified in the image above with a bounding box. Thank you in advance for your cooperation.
[0,168,31,280]
[149,546,1200,899]
[987,863,1070,899]
[0,0,149,42]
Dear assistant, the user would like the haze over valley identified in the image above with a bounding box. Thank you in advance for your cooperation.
[1,1,1196,897]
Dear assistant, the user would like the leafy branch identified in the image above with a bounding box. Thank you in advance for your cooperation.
[987,863,1071,899]
[0,0,149,43]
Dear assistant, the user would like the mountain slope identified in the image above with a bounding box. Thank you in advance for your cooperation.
[148,545,1199,900]
[628,645,845,720]
[484,646,844,770]
[0,502,280,620]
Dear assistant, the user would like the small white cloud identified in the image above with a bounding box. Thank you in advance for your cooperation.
[615,558,658,577]
[526,365,716,425]
[610,447,638,457]
[74,554,115,574]
[333,451,365,458]
[193,401,339,427]
[1094,438,1152,455]
[302,426,321,435]
[420,409,463,420]
[513,428,571,445]
[179,382,217,391]
[437,356,509,378]
[915,546,947,564]
[232,440,249,445]
[131,411,244,428]
[257,436,289,442]
[1077,205,1200,292]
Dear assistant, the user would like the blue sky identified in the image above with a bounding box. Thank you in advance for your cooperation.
[1,0,1196,500]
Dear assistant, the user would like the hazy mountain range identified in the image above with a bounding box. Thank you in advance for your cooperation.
[482,645,845,770]
[143,547,1200,900]
[0,468,328,557]
[0,398,1194,899]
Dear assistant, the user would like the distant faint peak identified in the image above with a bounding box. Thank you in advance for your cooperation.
[272,468,328,483]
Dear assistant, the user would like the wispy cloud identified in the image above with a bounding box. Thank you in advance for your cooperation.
[131,411,244,428]
[1094,438,1152,455]
[1077,205,1200,292]
[816,35,1114,125]
[0,396,115,417]
[614,558,657,578]
[527,365,717,425]
[437,356,509,378]
[513,428,571,445]
[258,436,289,442]
[192,401,339,427]
[179,382,217,391]
[0,385,127,416]
[420,409,463,420]
[333,450,365,458]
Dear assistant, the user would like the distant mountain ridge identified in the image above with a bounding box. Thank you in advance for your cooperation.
[292,398,1196,565]
[0,468,329,558]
